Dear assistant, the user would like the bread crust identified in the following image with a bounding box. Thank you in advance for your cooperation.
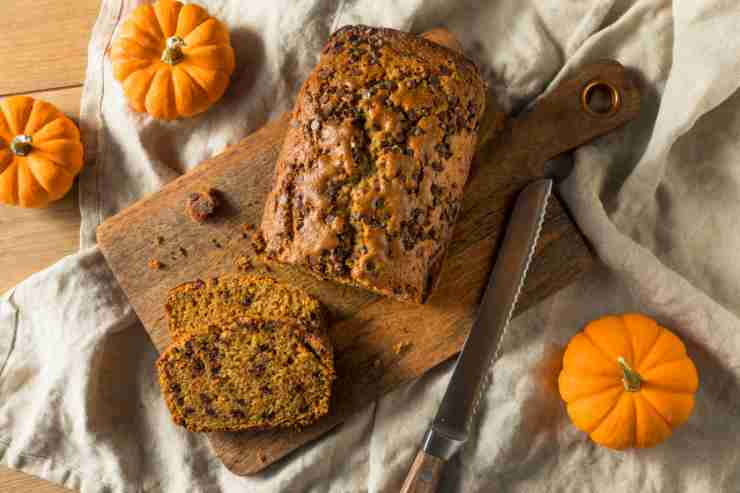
[261,25,486,303]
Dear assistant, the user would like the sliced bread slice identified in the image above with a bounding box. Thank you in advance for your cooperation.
[157,318,335,432]
[165,274,328,342]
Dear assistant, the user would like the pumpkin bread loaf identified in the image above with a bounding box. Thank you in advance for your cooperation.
[165,274,328,342]
[157,318,335,432]
[260,25,486,303]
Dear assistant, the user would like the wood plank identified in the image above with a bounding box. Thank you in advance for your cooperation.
[97,61,640,474]
[0,468,72,493]
[0,86,83,294]
[0,0,100,95]
[0,1,91,491]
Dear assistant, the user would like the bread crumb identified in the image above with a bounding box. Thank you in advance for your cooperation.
[394,341,411,355]
[210,238,223,248]
[241,223,254,239]
[257,452,267,464]
[235,255,253,272]
[251,230,266,253]
[148,258,163,270]
[155,236,165,246]
[186,189,220,223]
[179,246,188,257]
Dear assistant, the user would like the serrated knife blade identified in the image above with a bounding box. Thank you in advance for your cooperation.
[401,179,552,493]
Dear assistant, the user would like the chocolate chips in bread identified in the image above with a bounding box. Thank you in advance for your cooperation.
[166,274,328,339]
[260,25,486,303]
[157,318,335,432]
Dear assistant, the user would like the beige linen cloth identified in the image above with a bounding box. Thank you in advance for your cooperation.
[2,0,740,491]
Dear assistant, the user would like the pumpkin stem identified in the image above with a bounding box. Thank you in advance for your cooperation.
[10,135,32,156]
[617,356,641,392]
[161,36,186,65]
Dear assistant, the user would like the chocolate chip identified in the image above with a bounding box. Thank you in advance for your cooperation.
[252,363,266,377]
[261,386,273,395]
[240,295,253,307]
[205,407,216,417]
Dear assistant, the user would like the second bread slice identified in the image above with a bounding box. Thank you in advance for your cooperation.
[165,275,328,341]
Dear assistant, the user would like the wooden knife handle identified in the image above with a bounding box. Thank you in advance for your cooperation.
[400,450,446,493]
[507,60,641,176]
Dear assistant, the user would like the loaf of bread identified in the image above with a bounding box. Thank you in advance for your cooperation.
[157,318,335,432]
[165,275,327,342]
[260,25,486,303]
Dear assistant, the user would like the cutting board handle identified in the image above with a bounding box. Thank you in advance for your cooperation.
[509,60,640,176]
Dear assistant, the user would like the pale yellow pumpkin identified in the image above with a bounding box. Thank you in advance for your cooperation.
[0,96,84,208]
[110,0,236,120]
[558,313,699,449]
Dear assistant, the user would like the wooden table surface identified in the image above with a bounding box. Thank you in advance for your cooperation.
[0,0,101,491]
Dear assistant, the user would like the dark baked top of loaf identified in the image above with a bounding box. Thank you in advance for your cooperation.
[157,318,335,432]
[261,25,486,303]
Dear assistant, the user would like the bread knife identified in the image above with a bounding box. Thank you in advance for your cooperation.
[400,179,552,493]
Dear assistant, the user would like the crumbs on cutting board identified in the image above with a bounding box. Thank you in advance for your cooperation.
[394,341,411,355]
[148,258,163,270]
[251,229,266,253]
[235,255,254,272]
[241,223,254,239]
[186,189,220,223]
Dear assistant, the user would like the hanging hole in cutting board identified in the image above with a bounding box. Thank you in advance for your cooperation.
[581,80,621,117]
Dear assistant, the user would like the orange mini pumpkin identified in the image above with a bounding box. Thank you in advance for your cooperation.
[110,0,235,120]
[0,96,84,208]
[558,313,699,449]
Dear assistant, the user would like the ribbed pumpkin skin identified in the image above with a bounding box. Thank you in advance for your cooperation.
[0,96,84,208]
[558,314,699,449]
[110,0,235,120]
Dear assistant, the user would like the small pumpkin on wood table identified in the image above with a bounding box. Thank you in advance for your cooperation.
[558,313,699,449]
[111,0,236,120]
[0,96,84,208]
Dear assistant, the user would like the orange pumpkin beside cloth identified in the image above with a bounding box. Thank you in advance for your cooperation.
[558,313,699,449]
[110,0,236,120]
[0,96,84,208]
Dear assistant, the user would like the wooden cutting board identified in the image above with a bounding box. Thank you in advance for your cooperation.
[97,30,639,475]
